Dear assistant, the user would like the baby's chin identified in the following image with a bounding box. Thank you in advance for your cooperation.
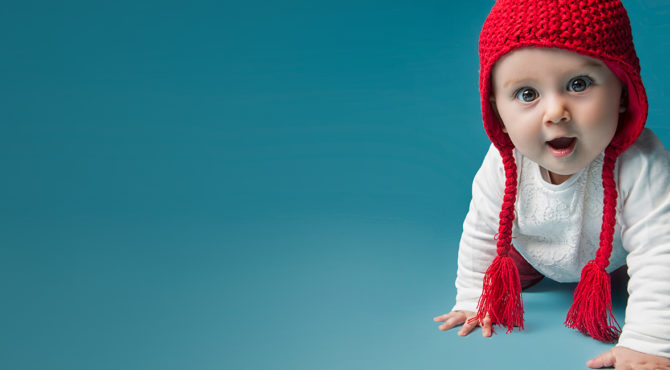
[539,160,589,178]
[537,146,603,175]
[518,146,596,177]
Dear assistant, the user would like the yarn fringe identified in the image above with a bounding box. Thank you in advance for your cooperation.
[564,261,621,343]
[471,254,524,333]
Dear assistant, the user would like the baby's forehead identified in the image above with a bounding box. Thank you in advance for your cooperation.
[491,47,609,84]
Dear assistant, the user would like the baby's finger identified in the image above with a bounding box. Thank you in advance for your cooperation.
[458,317,478,336]
[481,316,493,337]
[586,350,615,369]
[433,314,450,322]
[439,315,466,331]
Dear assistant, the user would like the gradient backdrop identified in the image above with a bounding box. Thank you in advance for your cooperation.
[2,0,670,369]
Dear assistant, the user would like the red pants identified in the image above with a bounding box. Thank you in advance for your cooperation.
[509,247,545,290]
[508,248,629,291]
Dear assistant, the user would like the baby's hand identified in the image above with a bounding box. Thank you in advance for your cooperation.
[587,346,670,369]
[433,311,493,337]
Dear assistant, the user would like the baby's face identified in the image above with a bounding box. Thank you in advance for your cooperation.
[491,47,624,184]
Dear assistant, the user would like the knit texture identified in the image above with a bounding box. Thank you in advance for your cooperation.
[476,0,648,342]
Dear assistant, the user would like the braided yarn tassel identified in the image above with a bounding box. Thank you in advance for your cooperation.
[564,261,620,342]
[475,254,524,333]
[472,149,524,333]
[564,147,621,342]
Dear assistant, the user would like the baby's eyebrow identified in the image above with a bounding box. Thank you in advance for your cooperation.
[501,61,604,88]
[502,77,535,89]
[580,60,605,69]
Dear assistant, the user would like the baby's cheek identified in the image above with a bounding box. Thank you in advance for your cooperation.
[585,93,621,127]
[578,107,619,133]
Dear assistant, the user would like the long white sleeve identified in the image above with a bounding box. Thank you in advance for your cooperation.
[616,130,670,357]
[451,144,506,312]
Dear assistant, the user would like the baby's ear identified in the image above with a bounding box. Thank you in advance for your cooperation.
[489,97,508,133]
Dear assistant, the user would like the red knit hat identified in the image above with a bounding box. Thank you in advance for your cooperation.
[474,0,648,342]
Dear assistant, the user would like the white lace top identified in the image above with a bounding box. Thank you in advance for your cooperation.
[451,128,670,357]
[514,146,628,281]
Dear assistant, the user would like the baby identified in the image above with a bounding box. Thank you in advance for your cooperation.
[432,0,670,368]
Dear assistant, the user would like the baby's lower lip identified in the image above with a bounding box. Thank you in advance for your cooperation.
[547,138,577,158]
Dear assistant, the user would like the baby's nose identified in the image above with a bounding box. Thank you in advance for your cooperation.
[543,96,571,124]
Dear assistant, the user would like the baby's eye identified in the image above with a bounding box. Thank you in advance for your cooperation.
[567,76,593,92]
[515,88,538,102]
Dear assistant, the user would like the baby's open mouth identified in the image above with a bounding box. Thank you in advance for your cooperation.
[546,137,577,158]
[547,137,576,149]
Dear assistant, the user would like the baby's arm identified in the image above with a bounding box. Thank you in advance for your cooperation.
[434,144,506,335]
[615,130,670,358]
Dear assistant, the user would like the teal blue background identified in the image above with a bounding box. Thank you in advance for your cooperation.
[2,1,669,369]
